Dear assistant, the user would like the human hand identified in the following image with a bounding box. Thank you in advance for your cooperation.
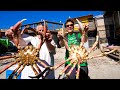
[5,29,14,39]
[45,31,52,43]
[82,24,89,35]
[57,30,64,40]
[25,25,30,29]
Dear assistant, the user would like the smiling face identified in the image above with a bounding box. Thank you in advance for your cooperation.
[65,21,74,34]
[36,24,44,35]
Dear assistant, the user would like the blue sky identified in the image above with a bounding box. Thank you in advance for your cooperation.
[0,11,103,29]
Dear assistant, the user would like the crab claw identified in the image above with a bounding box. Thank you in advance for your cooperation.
[76,19,84,31]
[28,67,51,79]
[20,19,27,22]
[12,19,27,32]
[43,20,47,38]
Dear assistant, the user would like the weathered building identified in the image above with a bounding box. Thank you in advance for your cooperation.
[104,11,120,45]
[94,15,107,48]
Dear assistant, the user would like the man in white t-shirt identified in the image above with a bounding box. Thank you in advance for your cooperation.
[5,23,56,79]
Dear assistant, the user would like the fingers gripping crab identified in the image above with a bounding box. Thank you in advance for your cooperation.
[0,19,51,79]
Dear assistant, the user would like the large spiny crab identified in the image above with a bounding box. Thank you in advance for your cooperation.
[29,19,117,79]
[0,45,49,79]
[0,19,50,79]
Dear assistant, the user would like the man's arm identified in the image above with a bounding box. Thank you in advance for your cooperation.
[45,32,56,54]
[81,25,88,43]
[57,34,69,50]
[76,18,88,43]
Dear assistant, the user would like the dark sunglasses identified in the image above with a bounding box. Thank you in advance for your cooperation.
[66,24,74,27]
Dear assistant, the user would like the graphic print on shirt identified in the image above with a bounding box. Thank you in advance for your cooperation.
[68,34,80,46]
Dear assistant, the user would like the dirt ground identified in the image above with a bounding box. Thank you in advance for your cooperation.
[0,47,120,79]
[55,47,120,79]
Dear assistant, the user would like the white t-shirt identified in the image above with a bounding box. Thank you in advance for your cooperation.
[7,35,56,79]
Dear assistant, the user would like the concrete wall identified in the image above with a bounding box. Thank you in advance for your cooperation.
[95,15,108,49]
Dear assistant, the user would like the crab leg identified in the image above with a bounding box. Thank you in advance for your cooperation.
[12,19,27,33]
[88,35,99,54]
[14,64,26,79]
[88,49,117,59]
[76,60,81,79]
[37,59,49,68]
[34,63,42,73]
[51,58,72,70]
[0,55,14,60]
[31,65,39,76]
[58,64,71,79]
[29,58,73,79]
[34,63,45,79]
[66,62,77,78]
[43,20,47,37]
[8,63,21,79]
[0,61,18,74]
[12,19,27,48]
[28,67,50,79]
[43,69,51,79]
[76,54,82,79]
[76,19,84,31]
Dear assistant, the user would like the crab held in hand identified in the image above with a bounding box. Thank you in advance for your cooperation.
[0,20,50,79]
[48,19,116,79]
[0,45,50,79]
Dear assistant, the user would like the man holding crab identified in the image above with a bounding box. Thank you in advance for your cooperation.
[57,18,90,79]
[4,19,56,79]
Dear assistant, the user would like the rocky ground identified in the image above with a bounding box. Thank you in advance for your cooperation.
[0,47,120,79]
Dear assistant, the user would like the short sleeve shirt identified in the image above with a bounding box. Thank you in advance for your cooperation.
[65,33,88,66]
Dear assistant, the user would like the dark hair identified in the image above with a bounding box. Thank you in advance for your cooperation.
[64,19,74,28]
